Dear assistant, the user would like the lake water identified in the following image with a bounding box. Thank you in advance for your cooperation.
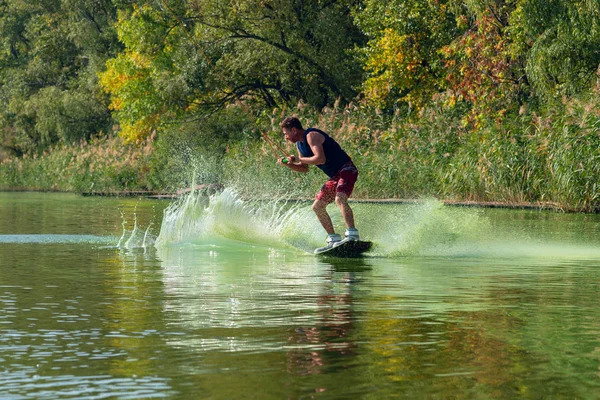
[1,191,600,399]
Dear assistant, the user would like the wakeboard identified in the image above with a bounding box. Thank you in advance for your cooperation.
[314,240,372,258]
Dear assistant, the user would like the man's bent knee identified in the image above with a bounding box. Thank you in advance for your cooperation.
[312,200,328,213]
[334,193,349,207]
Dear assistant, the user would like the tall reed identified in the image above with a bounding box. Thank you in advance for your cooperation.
[3,89,600,212]
[227,91,600,211]
[0,134,155,193]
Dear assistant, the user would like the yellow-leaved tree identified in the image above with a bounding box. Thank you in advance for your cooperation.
[99,4,189,142]
[354,0,461,111]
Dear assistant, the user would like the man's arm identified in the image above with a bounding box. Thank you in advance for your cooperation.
[298,131,326,165]
[278,131,325,172]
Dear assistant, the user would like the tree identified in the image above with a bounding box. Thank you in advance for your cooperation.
[513,0,600,98]
[0,0,120,155]
[184,0,365,106]
[100,0,365,142]
[353,0,461,111]
[441,1,524,124]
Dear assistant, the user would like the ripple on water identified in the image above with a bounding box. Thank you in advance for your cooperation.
[0,328,174,398]
[0,370,174,399]
[0,234,116,245]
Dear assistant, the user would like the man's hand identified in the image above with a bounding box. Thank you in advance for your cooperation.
[277,155,308,173]
[278,155,297,166]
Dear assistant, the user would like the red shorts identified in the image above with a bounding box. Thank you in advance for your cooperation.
[315,162,359,203]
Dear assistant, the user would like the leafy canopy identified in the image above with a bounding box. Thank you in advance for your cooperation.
[0,0,120,155]
[99,0,365,142]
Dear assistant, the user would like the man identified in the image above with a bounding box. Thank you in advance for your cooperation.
[278,116,360,253]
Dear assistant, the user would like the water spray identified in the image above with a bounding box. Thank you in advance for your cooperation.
[116,210,127,248]
[124,204,139,249]
[142,223,153,252]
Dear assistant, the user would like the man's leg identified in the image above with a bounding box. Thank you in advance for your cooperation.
[312,199,335,234]
[334,193,355,229]
[312,198,343,253]
[333,162,358,231]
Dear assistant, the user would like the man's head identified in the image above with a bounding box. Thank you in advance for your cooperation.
[280,117,304,143]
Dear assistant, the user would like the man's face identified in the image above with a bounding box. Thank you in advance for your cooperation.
[282,127,296,142]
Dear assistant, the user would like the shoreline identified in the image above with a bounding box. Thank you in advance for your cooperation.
[1,188,588,213]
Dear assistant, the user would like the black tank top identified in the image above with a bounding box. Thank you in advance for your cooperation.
[296,128,352,177]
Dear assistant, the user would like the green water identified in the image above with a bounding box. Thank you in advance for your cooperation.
[1,191,600,399]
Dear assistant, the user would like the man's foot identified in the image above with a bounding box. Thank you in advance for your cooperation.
[314,234,342,254]
[345,228,359,241]
[332,228,360,248]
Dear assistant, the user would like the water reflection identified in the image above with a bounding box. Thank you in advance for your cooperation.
[0,243,176,399]
[149,238,600,397]
[155,243,375,396]
[285,259,368,377]
[3,193,600,398]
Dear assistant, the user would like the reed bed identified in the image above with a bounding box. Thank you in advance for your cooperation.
[229,93,600,211]
[2,92,600,212]
[0,134,154,193]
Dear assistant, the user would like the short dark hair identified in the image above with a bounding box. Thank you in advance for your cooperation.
[280,117,303,130]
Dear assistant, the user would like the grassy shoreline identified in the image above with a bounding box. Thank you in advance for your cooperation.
[2,94,600,213]
[0,188,585,214]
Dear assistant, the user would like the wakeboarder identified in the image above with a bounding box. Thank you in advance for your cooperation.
[278,117,361,254]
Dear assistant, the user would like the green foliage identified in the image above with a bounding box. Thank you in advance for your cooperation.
[98,5,175,142]
[187,0,365,105]
[442,5,524,126]
[520,0,600,98]
[4,90,600,211]
[0,0,120,156]
[99,0,365,141]
[354,0,460,110]
[353,0,600,114]
[2,0,600,213]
